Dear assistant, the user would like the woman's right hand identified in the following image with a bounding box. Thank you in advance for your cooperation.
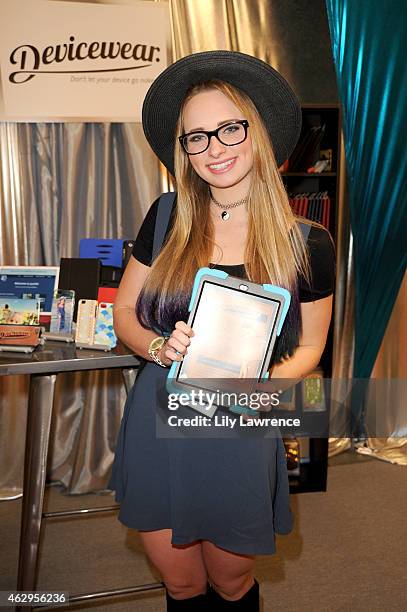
[159,321,194,367]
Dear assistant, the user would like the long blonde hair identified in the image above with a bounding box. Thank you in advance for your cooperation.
[137,80,311,333]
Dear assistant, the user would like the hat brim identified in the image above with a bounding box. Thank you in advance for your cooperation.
[142,50,302,176]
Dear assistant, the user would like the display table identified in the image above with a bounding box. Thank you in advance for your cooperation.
[0,341,161,610]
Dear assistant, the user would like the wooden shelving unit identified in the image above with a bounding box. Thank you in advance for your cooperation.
[282,104,341,494]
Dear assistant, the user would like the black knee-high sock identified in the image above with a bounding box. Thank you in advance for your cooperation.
[207,579,260,610]
[165,587,208,610]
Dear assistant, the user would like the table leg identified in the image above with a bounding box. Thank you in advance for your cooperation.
[121,368,137,395]
[16,374,57,604]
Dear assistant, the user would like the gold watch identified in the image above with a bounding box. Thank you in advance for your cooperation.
[148,336,169,367]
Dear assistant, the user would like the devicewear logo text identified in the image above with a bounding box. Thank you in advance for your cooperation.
[9,36,161,84]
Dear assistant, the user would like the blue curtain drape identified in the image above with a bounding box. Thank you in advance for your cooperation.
[325,0,407,380]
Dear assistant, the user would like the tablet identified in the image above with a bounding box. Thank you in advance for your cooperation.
[166,267,291,416]
[0,266,59,316]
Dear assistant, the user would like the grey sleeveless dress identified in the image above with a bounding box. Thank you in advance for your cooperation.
[108,196,295,555]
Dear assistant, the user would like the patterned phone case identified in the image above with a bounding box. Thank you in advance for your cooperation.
[75,299,97,344]
[94,302,117,348]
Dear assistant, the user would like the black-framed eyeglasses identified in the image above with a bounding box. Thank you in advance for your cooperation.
[178,120,249,155]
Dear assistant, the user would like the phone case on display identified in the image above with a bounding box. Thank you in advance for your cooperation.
[94,302,117,348]
[75,299,97,345]
[50,290,75,334]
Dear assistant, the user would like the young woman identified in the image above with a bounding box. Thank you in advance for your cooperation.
[109,51,335,611]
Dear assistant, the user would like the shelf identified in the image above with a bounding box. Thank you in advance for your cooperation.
[281,172,337,177]
[282,104,340,495]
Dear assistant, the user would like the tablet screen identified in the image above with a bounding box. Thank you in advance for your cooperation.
[0,266,59,315]
[177,280,280,383]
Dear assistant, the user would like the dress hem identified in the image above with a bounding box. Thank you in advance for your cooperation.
[115,509,279,556]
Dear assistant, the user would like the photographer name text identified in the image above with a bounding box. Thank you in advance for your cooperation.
[167,415,301,428]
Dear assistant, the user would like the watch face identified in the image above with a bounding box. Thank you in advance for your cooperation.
[150,336,165,352]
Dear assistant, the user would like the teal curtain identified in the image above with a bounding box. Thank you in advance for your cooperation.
[325,0,407,379]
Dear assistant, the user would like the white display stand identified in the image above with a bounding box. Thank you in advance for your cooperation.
[42,331,75,343]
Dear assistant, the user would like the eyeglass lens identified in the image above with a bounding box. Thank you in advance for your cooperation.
[183,122,246,154]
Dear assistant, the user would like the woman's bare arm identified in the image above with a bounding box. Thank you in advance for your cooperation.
[269,295,333,380]
[113,256,192,365]
[113,256,159,359]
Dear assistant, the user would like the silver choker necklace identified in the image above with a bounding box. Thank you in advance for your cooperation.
[210,194,248,221]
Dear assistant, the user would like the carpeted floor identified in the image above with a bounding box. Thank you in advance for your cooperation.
[1,451,406,611]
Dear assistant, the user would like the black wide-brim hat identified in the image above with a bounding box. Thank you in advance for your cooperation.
[142,50,302,176]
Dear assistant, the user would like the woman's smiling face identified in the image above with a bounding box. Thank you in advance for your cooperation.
[181,89,253,193]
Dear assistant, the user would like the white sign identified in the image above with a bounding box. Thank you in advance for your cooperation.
[0,0,170,121]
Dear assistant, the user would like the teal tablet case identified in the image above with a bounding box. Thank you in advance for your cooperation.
[166,267,291,417]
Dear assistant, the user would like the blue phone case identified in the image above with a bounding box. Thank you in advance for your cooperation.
[94,302,117,348]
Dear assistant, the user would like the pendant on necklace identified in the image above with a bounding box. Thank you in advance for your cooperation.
[221,211,230,221]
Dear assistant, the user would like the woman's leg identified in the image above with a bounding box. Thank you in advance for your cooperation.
[201,540,256,600]
[138,529,208,600]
